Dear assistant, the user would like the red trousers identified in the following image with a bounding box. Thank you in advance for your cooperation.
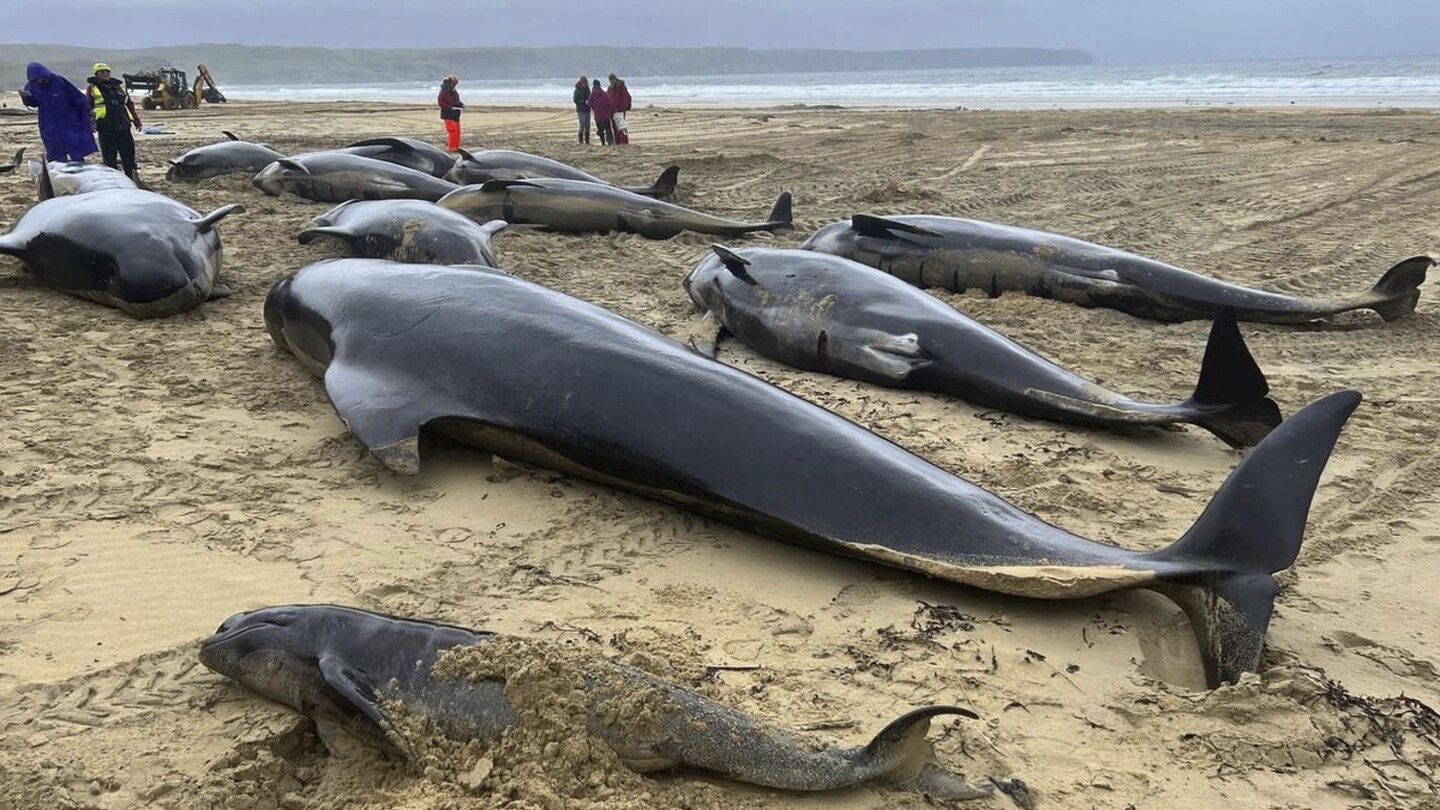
[444,119,462,150]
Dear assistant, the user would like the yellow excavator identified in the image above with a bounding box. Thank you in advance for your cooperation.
[122,65,227,110]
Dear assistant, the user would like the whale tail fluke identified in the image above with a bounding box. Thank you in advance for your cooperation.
[1149,390,1361,687]
[1186,307,1283,447]
[1367,254,1432,322]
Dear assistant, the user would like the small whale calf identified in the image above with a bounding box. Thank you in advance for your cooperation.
[447,147,680,198]
[200,604,995,800]
[167,131,286,182]
[685,246,1282,446]
[439,179,791,239]
[298,199,513,266]
[803,214,1434,324]
[254,153,459,203]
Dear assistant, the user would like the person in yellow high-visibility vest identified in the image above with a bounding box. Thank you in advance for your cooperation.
[86,63,143,180]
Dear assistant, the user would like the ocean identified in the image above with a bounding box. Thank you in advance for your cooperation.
[222,55,1440,109]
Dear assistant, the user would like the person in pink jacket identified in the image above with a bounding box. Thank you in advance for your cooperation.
[588,79,615,146]
[608,73,632,145]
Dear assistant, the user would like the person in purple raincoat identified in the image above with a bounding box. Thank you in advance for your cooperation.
[18,62,98,162]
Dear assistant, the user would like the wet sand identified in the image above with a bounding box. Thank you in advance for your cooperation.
[1,101,1438,808]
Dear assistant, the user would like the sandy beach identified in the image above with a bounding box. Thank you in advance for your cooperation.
[1,100,1438,808]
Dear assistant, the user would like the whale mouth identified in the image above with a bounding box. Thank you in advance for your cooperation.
[200,622,273,650]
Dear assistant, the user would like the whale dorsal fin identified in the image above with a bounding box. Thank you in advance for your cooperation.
[851,214,940,239]
[479,179,541,193]
[347,137,414,151]
[710,245,756,285]
[222,130,240,141]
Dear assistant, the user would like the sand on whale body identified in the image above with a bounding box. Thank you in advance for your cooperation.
[0,99,1438,808]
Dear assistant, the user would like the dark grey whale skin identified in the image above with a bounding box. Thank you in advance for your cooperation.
[253,153,459,203]
[297,200,509,267]
[0,189,241,318]
[802,214,1434,325]
[339,137,456,179]
[447,148,680,198]
[263,259,1362,687]
[198,604,989,798]
[684,247,1282,447]
[167,133,286,182]
[438,178,790,239]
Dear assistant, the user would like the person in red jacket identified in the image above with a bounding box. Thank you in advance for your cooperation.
[438,74,464,151]
[607,73,632,145]
[588,79,615,146]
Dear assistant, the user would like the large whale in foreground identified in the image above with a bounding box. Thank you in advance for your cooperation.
[264,259,1361,687]
[447,148,680,198]
[685,246,1282,447]
[802,214,1434,324]
[439,179,790,239]
[200,604,994,800]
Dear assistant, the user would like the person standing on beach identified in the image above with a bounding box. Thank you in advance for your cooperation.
[574,76,592,144]
[607,73,632,145]
[589,79,615,146]
[18,62,97,163]
[87,63,143,180]
[438,74,464,152]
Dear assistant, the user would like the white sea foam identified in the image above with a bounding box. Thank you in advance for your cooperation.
[223,57,1440,109]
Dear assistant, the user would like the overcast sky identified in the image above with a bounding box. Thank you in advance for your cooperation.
[3,0,1438,64]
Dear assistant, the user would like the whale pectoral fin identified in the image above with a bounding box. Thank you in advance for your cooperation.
[192,204,245,232]
[856,330,929,380]
[207,283,232,300]
[710,245,757,285]
[318,654,412,758]
[323,360,434,474]
[0,148,23,173]
[681,311,727,359]
[0,233,27,258]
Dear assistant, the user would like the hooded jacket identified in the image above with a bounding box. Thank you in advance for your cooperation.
[587,82,615,120]
[608,80,632,113]
[19,62,98,160]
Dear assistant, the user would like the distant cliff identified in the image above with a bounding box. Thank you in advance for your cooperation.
[1,43,1093,87]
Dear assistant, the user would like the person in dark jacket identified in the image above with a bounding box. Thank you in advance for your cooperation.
[18,62,97,162]
[588,79,615,146]
[438,75,464,152]
[607,73,632,145]
[87,63,143,180]
[573,76,591,144]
